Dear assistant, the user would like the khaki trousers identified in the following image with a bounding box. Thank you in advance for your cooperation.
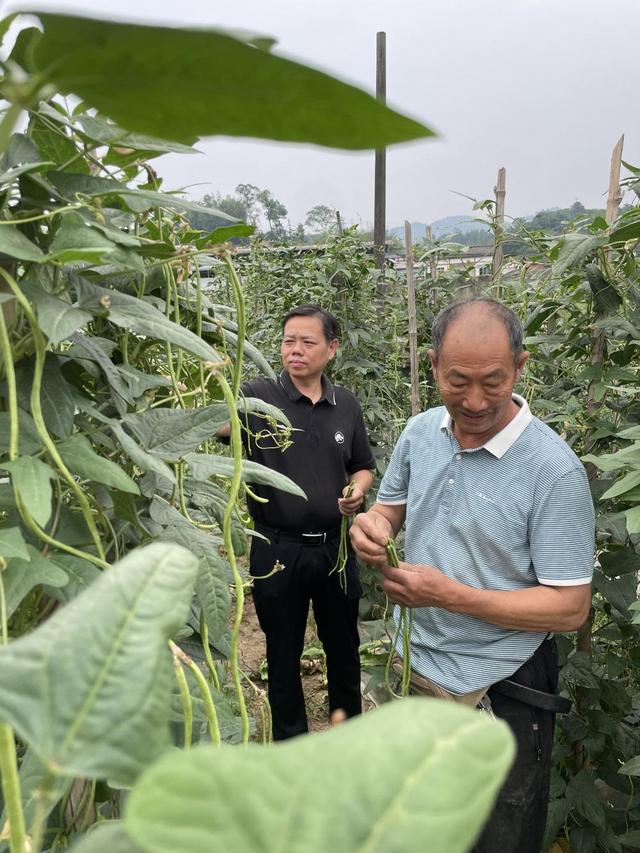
[393,658,487,708]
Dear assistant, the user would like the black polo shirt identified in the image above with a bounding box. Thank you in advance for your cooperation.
[239,370,374,532]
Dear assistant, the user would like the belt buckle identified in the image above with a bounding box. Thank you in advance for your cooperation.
[302,531,326,543]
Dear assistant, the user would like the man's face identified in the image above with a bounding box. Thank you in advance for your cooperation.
[281,315,338,381]
[428,308,528,448]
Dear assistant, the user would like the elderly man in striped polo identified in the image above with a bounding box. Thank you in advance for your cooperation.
[350,296,594,853]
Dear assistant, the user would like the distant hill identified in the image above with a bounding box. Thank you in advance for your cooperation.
[389,216,491,243]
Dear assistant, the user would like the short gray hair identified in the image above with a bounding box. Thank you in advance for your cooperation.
[431,297,524,365]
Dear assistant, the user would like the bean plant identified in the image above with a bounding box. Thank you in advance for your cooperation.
[0,10,518,853]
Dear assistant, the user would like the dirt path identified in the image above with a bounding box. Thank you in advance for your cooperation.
[239,593,332,736]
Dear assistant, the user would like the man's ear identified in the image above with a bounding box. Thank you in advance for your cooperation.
[329,338,339,359]
[428,348,437,376]
[515,350,530,380]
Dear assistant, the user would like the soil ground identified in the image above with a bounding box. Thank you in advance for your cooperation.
[239,592,334,737]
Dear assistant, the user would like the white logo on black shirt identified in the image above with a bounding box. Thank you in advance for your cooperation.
[335,431,345,444]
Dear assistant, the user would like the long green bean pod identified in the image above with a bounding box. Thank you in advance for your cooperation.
[385,537,413,698]
[330,480,355,592]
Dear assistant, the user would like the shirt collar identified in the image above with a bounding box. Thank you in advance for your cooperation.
[278,369,336,405]
[439,393,532,458]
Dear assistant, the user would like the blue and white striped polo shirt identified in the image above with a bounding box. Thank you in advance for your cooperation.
[377,394,595,694]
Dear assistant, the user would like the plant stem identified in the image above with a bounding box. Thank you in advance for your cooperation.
[214,370,250,742]
[170,642,221,747]
[0,268,106,562]
[170,645,193,749]
[0,723,27,853]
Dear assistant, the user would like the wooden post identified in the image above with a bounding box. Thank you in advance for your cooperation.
[606,135,625,227]
[577,135,625,744]
[335,210,343,237]
[426,225,438,281]
[492,167,506,287]
[405,221,420,416]
[373,32,386,271]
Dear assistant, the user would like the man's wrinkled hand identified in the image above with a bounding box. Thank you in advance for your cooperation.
[349,511,392,565]
[338,484,364,517]
[381,561,451,609]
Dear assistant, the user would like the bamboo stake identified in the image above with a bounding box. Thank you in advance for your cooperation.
[426,225,438,281]
[335,210,343,237]
[405,221,420,416]
[606,135,625,227]
[492,167,507,288]
[374,32,387,272]
[577,136,625,758]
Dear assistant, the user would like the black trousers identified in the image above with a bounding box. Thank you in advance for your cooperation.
[249,532,362,741]
[473,636,559,853]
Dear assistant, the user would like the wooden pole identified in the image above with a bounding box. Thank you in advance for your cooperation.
[577,135,625,746]
[335,210,343,237]
[405,221,420,416]
[606,134,625,227]
[426,225,438,281]
[374,32,386,271]
[492,167,506,287]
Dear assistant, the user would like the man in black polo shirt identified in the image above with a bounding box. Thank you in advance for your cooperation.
[237,304,374,740]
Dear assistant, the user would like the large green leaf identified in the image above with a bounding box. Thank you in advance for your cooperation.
[0,527,30,561]
[148,497,222,557]
[41,553,100,605]
[47,172,236,227]
[552,234,606,277]
[0,409,43,455]
[22,280,93,344]
[187,453,307,499]
[69,332,133,412]
[195,553,232,658]
[56,435,139,494]
[76,403,176,485]
[2,455,55,527]
[31,14,433,150]
[627,505,640,535]
[74,280,222,363]
[35,101,197,159]
[70,821,143,853]
[601,469,640,500]
[48,211,144,271]
[0,223,45,262]
[111,423,176,485]
[0,542,199,786]
[124,405,231,461]
[3,546,67,618]
[116,365,173,398]
[14,354,76,439]
[124,698,513,853]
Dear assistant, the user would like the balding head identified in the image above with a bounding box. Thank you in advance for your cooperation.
[431,297,524,367]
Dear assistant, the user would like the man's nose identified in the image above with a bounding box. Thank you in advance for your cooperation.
[463,386,487,412]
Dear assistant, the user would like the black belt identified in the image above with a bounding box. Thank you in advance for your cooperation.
[254,523,341,545]
[490,679,572,714]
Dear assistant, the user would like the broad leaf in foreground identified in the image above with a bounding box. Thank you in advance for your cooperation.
[124,698,514,853]
[70,821,143,853]
[0,542,199,786]
[30,14,434,150]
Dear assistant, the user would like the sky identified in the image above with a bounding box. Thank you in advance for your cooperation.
[5,0,640,229]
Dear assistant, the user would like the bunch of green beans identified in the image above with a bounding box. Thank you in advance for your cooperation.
[330,480,355,593]
[385,537,413,697]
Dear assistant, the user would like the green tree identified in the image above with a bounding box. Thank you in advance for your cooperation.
[305,204,336,237]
